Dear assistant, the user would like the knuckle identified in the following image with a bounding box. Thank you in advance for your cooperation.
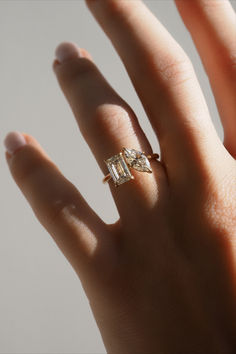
[156,55,194,86]
[86,104,138,145]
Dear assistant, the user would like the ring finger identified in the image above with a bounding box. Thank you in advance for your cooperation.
[53,42,167,222]
[85,0,224,183]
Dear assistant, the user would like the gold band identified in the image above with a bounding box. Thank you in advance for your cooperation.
[103,149,159,186]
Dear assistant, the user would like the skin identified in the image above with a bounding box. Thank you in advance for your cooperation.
[5,0,236,353]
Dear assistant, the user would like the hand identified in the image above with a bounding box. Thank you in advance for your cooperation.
[4,0,236,353]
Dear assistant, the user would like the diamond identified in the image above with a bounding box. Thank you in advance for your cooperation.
[123,148,152,173]
[105,153,133,186]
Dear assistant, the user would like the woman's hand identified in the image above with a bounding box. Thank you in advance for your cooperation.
[4,0,236,353]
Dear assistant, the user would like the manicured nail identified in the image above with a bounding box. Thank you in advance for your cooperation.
[55,42,81,63]
[4,131,27,155]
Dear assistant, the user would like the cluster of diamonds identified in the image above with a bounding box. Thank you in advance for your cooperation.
[105,148,152,186]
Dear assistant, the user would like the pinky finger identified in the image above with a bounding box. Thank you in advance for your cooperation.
[4,132,109,278]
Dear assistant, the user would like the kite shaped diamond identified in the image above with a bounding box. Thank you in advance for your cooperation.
[123,148,152,173]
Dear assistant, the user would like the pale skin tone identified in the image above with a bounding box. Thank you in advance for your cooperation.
[4,0,236,353]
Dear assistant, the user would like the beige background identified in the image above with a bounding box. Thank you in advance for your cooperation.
[1,0,235,353]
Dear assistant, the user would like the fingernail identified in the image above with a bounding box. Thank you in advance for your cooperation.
[4,131,27,155]
[55,42,81,63]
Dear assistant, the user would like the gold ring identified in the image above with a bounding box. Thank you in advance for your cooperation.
[103,147,159,187]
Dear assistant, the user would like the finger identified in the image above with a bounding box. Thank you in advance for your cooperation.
[4,131,109,277]
[175,0,236,157]
[85,0,223,180]
[53,42,167,221]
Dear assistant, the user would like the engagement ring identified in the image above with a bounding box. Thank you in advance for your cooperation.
[103,147,159,187]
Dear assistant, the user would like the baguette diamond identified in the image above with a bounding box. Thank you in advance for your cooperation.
[105,153,133,186]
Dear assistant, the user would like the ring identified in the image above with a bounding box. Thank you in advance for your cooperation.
[103,147,159,187]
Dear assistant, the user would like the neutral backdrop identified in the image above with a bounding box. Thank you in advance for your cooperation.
[1,0,235,353]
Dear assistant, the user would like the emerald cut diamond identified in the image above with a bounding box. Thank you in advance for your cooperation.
[105,153,133,186]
